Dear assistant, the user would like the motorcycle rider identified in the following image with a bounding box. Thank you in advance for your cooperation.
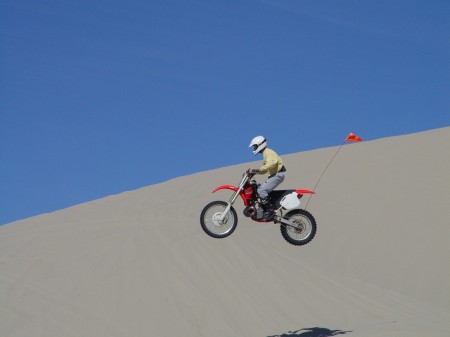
[249,136,286,219]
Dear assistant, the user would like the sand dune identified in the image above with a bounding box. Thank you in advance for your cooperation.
[1,127,449,337]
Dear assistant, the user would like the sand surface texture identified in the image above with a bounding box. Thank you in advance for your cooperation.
[1,127,449,337]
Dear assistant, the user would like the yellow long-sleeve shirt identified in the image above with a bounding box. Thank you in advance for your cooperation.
[258,148,283,176]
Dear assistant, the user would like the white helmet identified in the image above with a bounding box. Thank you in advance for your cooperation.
[249,136,267,155]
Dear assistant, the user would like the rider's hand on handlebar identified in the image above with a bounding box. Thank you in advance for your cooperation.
[247,169,259,176]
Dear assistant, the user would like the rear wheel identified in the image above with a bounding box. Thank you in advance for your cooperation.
[280,209,317,246]
[200,201,238,238]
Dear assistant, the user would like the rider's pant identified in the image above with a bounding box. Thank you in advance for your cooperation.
[258,172,285,199]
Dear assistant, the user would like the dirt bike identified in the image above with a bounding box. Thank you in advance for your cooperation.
[200,169,317,246]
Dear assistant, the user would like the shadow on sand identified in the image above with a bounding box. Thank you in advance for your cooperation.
[267,327,352,337]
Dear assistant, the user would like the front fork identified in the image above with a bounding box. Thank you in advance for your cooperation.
[218,188,241,222]
[218,175,248,222]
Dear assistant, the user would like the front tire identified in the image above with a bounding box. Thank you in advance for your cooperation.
[280,209,317,246]
[200,201,238,239]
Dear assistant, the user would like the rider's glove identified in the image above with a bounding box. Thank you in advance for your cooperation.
[246,168,258,175]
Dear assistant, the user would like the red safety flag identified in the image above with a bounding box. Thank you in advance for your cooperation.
[345,132,362,142]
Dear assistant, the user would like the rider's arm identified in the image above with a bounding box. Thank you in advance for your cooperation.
[258,149,278,174]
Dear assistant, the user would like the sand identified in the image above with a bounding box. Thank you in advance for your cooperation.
[1,127,449,337]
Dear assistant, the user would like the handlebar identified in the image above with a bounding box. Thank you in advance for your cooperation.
[245,168,258,177]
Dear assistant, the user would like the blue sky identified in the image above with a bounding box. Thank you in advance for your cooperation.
[1,0,449,225]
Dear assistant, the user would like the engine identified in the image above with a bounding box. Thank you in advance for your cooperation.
[243,202,264,219]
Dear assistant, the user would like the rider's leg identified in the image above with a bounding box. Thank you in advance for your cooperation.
[258,172,285,219]
[260,197,275,219]
[258,172,285,198]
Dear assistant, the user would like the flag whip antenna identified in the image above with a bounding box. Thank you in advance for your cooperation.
[304,132,362,210]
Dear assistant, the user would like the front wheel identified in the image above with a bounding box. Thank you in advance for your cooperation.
[200,201,238,239]
[280,209,317,246]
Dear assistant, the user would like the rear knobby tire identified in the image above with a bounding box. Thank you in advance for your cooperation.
[200,201,238,239]
[280,209,317,246]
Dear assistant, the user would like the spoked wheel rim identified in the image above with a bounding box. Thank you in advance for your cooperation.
[201,201,237,237]
[280,209,317,245]
[211,212,228,227]
[287,214,313,240]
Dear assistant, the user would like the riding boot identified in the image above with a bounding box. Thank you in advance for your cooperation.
[260,197,275,220]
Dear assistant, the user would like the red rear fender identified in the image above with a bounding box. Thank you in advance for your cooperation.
[296,189,315,195]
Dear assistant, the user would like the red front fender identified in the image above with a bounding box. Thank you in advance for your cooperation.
[212,185,239,193]
[212,185,249,206]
